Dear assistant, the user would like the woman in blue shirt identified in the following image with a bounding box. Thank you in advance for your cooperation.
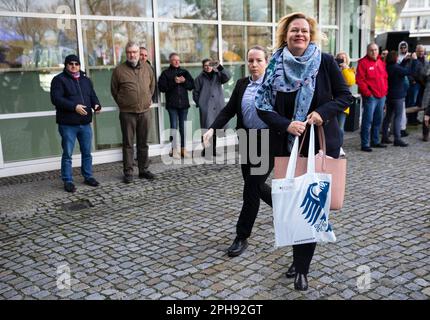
[203,46,273,259]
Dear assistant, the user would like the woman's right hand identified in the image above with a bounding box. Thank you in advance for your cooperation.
[287,121,307,136]
[203,128,214,147]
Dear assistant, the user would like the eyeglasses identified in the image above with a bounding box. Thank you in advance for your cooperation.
[68,62,80,66]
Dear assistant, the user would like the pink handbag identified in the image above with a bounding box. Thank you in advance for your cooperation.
[273,126,347,210]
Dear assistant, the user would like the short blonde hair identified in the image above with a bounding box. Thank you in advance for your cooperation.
[275,12,320,50]
[335,51,351,66]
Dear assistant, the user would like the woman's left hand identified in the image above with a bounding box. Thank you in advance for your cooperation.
[306,111,323,126]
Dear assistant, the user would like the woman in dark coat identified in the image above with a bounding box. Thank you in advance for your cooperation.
[193,59,231,156]
[381,50,417,147]
[255,12,353,291]
[203,46,273,259]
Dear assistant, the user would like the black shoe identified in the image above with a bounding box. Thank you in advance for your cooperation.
[371,143,387,148]
[123,175,133,184]
[381,137,392,144]
[361,146,372,152]
[294,273,308,291]
[401,130,409,137]
[285,263,296,278]
[84,177,99,187]
[227,237,248,257]
[64,182,76,193]
[139,170,155,180]
[393,140,408,147]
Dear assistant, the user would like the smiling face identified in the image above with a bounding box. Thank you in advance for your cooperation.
[285,18,311,56]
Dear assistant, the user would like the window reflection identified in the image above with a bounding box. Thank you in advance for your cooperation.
[82,20,154,107]
[0,0,75,13]
[275,0,318,21]
[340,0,360,60]
[222,0,271,22]
[0,17,77,114]
[222,26,271,98]
[159,23,218,64]
[158,0,216,20]
[321,28,337,55]
[320,0,337,26]
[80,0,152,17]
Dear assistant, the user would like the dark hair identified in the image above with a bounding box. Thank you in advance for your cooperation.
[202,58,211,66]
[385,50,398,65]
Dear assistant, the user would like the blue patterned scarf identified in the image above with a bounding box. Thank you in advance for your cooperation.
[255,43,321,151]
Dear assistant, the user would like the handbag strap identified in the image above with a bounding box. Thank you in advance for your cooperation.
[298,124,327,171]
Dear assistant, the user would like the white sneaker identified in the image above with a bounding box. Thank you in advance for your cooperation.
[339,147,346,157]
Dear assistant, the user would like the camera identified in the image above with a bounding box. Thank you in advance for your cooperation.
[209,61,218,67]
[335,58,344,66]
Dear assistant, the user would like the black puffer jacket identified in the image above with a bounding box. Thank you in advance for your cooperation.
[50,70,101,125]
[158,65,194,109]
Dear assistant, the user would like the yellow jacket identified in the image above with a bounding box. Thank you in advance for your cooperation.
[342,67,356,87]
[341,67,355,115]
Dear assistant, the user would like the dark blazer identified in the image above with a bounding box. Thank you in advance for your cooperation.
[210,77,250,130]
[257,53,354,158]
[158,65,194,109]
[51,70,100,125]
[386,59,417,100]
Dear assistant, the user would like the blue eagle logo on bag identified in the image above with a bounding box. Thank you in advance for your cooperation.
[300,181,333,232]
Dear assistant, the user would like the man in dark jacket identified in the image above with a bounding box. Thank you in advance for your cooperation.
[50,54,101,192]
[158,52,194,158]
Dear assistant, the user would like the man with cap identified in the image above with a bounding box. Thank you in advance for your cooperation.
[50,54,102,192]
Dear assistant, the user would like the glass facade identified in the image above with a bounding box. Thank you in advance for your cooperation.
[0,0,369,175]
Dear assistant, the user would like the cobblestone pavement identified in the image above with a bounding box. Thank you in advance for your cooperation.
[0,126,429,300]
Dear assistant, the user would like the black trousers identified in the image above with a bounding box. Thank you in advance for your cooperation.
[236,162,273,239]
[236,129,317,274]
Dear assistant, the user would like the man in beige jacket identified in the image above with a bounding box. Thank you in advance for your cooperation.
[111,41,155,183]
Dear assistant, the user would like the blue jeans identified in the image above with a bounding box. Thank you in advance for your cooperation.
[382,98,404,142]
[360,96,386,148]
[406,82,420,108]
[167,108,188,148]
[337,112,346,143]
[58,124,93,183]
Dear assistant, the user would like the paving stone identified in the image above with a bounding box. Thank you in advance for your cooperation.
[1,131,429,300]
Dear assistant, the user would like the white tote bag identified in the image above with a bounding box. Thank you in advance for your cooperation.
[272,124,336,247]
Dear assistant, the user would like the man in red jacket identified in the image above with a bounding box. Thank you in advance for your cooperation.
[356,43,388,152]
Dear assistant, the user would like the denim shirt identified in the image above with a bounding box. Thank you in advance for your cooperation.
[241,76,268,129]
